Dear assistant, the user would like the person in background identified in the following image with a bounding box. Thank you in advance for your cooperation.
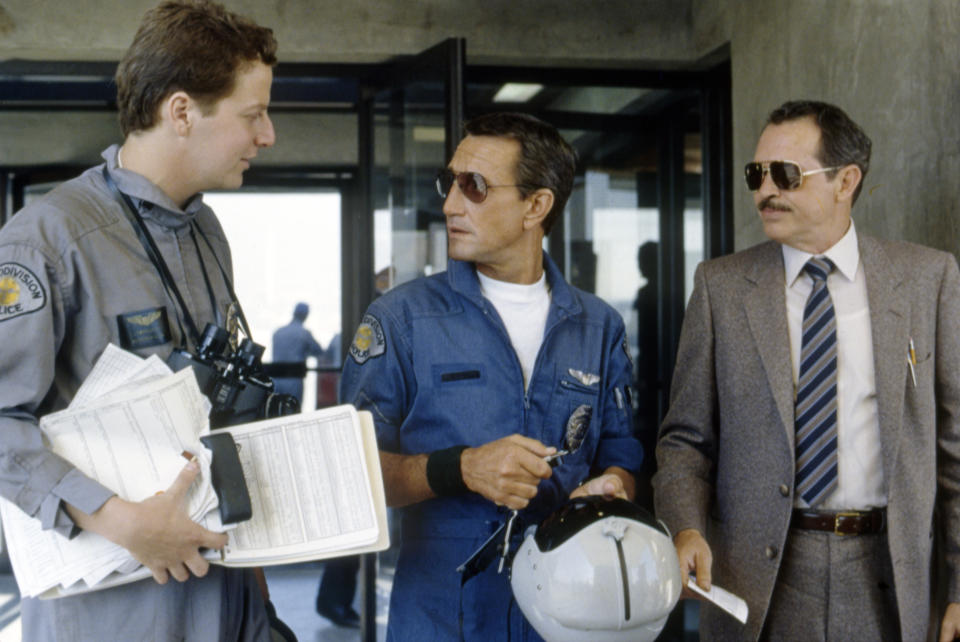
[271,301,325,403]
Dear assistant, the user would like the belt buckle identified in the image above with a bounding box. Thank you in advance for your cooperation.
[833,511,861,536]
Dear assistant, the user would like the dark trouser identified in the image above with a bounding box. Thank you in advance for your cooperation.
[761,528,900,641]
[316,555,360,608]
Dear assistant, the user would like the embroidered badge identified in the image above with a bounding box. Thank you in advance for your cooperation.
[0,262,47,322]
[117,306,172,350]
[349,313,386,365]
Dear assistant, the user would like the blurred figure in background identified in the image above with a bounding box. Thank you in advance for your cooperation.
[271,302,324,403]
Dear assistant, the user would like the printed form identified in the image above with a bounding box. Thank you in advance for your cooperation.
[0,344,388,599]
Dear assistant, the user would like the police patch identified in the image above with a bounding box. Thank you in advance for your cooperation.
[349,313,386,365]
[0,262,47,322]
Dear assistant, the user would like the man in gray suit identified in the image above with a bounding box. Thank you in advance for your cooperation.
[654,100,960,640]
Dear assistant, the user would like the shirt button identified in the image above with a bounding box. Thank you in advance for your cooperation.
[779,484,789,497]
[765,545,778,559]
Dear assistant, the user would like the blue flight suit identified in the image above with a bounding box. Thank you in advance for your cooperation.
[341,254,642,641]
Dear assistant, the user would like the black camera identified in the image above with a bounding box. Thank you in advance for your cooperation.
[167,323,299,428]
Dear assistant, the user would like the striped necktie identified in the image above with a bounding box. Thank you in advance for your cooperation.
[795,257,838,506]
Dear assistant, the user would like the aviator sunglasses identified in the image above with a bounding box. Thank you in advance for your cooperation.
[435,168,533,203]
[744,160,842,192]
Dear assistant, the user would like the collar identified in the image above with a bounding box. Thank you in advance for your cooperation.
[102,144,204,229]
[476,268,549,302]
[448,252,579,316]
[782,218,860,286]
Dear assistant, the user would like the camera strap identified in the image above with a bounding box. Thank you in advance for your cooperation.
[190,220,255,341]
[188,224,224,329]
[102,166,205,348]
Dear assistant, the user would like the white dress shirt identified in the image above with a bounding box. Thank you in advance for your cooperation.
[783,219,887,509]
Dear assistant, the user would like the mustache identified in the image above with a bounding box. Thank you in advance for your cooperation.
[758,196,792,212]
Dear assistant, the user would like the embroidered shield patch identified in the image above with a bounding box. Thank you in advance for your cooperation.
[349,313,386,365]
[0,262,47,322]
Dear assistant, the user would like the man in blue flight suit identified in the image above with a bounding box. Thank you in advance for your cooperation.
[340,112,643,640]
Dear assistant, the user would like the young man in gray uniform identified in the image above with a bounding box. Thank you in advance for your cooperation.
[0,1,277,638]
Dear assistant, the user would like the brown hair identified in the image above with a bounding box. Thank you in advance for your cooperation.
[464,112,577,235]
[115,0,277,137]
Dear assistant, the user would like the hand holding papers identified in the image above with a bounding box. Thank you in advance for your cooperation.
[1,344,388,599]
[686,576,749,624]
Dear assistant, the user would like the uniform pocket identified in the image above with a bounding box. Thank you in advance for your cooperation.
[432,363,486,389]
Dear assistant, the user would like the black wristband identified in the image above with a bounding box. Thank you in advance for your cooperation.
[426,445,469,496]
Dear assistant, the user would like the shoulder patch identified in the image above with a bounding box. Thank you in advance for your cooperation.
[0,262,47,322]
[349,313,386,365]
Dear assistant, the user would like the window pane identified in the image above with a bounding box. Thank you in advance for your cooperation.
[206,191,342,411]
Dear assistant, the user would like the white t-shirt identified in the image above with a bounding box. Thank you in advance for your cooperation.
[477,270,551,391]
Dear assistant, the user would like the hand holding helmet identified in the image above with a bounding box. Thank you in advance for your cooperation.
[511,496,682,642]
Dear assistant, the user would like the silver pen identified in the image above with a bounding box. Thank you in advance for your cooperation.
[908,338,917,388]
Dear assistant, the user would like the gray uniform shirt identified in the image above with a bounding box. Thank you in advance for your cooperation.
[0,146,269,640]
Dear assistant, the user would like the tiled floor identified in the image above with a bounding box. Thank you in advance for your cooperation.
[264,560,391,642]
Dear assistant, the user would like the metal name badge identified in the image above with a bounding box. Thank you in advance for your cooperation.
[565,404,593,452]
[226,301,240,353]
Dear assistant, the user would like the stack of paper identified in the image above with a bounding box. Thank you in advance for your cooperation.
[2,344,390,600]
[0,344,220,598]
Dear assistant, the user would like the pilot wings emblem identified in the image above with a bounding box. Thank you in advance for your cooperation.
[568,368,600,386]
[127,310,162,326]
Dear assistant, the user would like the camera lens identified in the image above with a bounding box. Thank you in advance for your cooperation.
[237,338,265,370]
[198,323,229,360]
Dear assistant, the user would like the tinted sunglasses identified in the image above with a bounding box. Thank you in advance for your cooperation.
[744,160,842,191]
[435,168,530,204]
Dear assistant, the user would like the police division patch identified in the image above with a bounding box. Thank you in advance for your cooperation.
[0,262,47,322]
[349,313,386,365]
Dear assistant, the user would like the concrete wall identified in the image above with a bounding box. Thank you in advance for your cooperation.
[0,0,696,169]
[0,0,694,65]
[691,0,960,255]
[2,0,959,257]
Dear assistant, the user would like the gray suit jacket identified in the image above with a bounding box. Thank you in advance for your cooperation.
[654,234,960,641]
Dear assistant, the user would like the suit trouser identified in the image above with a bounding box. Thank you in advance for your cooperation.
[316,555,360,608]
[761,528,899,641]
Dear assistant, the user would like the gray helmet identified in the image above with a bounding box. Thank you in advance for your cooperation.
[511,496,681,642]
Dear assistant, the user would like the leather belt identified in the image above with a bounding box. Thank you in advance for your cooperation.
[790,508,886,536]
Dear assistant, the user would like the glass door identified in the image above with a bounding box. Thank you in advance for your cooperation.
[351,38,465,641]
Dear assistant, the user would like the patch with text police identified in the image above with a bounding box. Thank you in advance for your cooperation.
[117,306,172,350]
[0,262,46,322]
[349,313,386,365]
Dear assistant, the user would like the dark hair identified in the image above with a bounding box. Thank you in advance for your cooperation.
[463,112,576,235]
[116,0,277,137]
[767,100,872,204]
